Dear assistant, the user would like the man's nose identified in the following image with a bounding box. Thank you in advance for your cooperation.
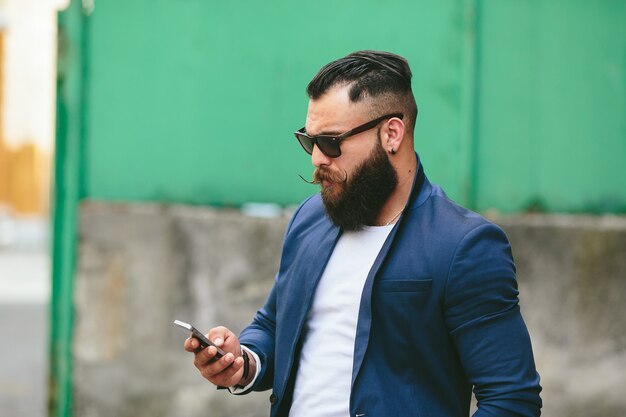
[311,144,331,167]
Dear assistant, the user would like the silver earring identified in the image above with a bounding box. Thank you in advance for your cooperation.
[390,148,396,155]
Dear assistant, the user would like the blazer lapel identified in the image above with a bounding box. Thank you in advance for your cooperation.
[351,224,399,385]
[351,158,426,386]
[276,218,341,401]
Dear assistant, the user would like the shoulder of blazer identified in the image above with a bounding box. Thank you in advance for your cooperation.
[284,194,335,238]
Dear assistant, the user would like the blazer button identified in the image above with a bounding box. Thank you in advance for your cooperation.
[269,393,278,404]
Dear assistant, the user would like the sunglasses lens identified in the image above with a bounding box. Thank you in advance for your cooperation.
[294,132,341,158]
[317,137,340,158]
[296,134,314,155]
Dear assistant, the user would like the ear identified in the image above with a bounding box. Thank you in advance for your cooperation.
[383,117,405,154]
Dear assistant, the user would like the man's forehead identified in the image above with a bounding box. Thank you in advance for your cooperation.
[305,85,369,135]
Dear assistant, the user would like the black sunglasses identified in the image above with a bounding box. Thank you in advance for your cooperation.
[294,113,403,158]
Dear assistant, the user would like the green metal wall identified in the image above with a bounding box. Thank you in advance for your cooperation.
[67,0,626,212]
[475,0,626,213]
[81,0,477,207]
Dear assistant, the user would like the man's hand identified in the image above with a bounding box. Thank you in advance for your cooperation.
[184,326,247,388]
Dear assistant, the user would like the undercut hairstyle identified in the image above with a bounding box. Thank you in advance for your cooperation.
[306,50,418,135]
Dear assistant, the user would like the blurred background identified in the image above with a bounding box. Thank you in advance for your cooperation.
[0,0,66,416]
[0,0,624,416]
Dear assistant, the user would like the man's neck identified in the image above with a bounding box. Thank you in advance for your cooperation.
[375,152,417,226]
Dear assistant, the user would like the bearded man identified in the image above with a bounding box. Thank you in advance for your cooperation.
[184,50,542,417]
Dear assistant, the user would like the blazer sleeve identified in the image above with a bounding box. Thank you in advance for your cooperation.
[444,223,542,417]
[239,281,278,392]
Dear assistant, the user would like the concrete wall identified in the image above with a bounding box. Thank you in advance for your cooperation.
[498,215,626,416]
[72,202,626,417]
[73,202,287,417]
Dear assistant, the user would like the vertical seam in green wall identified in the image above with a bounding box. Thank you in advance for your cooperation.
[458,0,481,209]
[468,0,482,210]
[79,5,90,200]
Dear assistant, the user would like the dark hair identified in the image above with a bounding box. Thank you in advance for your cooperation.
[306,50,418,134]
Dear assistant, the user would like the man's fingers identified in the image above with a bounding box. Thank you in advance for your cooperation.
[208,326,231,347]
[182,325,244,387]
[195,345,236,368]
[184,336,199,352]
[204,356,244,387]
[196,351,237,377]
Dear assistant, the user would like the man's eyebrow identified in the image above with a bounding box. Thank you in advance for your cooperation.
[304,128,343,136]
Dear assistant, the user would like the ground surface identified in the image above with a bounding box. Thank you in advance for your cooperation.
[0,218,49,417]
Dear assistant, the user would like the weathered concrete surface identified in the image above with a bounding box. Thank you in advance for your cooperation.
[73,202,288,417]
[495,214,626,417]
[72,202,626,417]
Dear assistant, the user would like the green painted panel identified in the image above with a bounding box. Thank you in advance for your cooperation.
[68,0,626,211]
[50,2,88,416]
[84,0,473,206]
[476,0,626,213]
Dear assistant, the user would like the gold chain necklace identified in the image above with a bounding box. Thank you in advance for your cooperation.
[384,208,404,226]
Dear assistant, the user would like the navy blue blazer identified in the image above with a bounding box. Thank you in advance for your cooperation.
[240,160,542,417]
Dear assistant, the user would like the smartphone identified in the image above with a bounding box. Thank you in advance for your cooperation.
[173,320,225,358]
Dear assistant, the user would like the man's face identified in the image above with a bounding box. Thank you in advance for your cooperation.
[305,85,398,230]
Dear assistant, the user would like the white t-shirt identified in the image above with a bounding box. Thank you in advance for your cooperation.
[289,224,394,417]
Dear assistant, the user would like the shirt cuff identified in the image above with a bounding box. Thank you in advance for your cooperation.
[228,345,261,395]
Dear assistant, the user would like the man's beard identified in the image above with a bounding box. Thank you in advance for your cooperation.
[314,140,398,231]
